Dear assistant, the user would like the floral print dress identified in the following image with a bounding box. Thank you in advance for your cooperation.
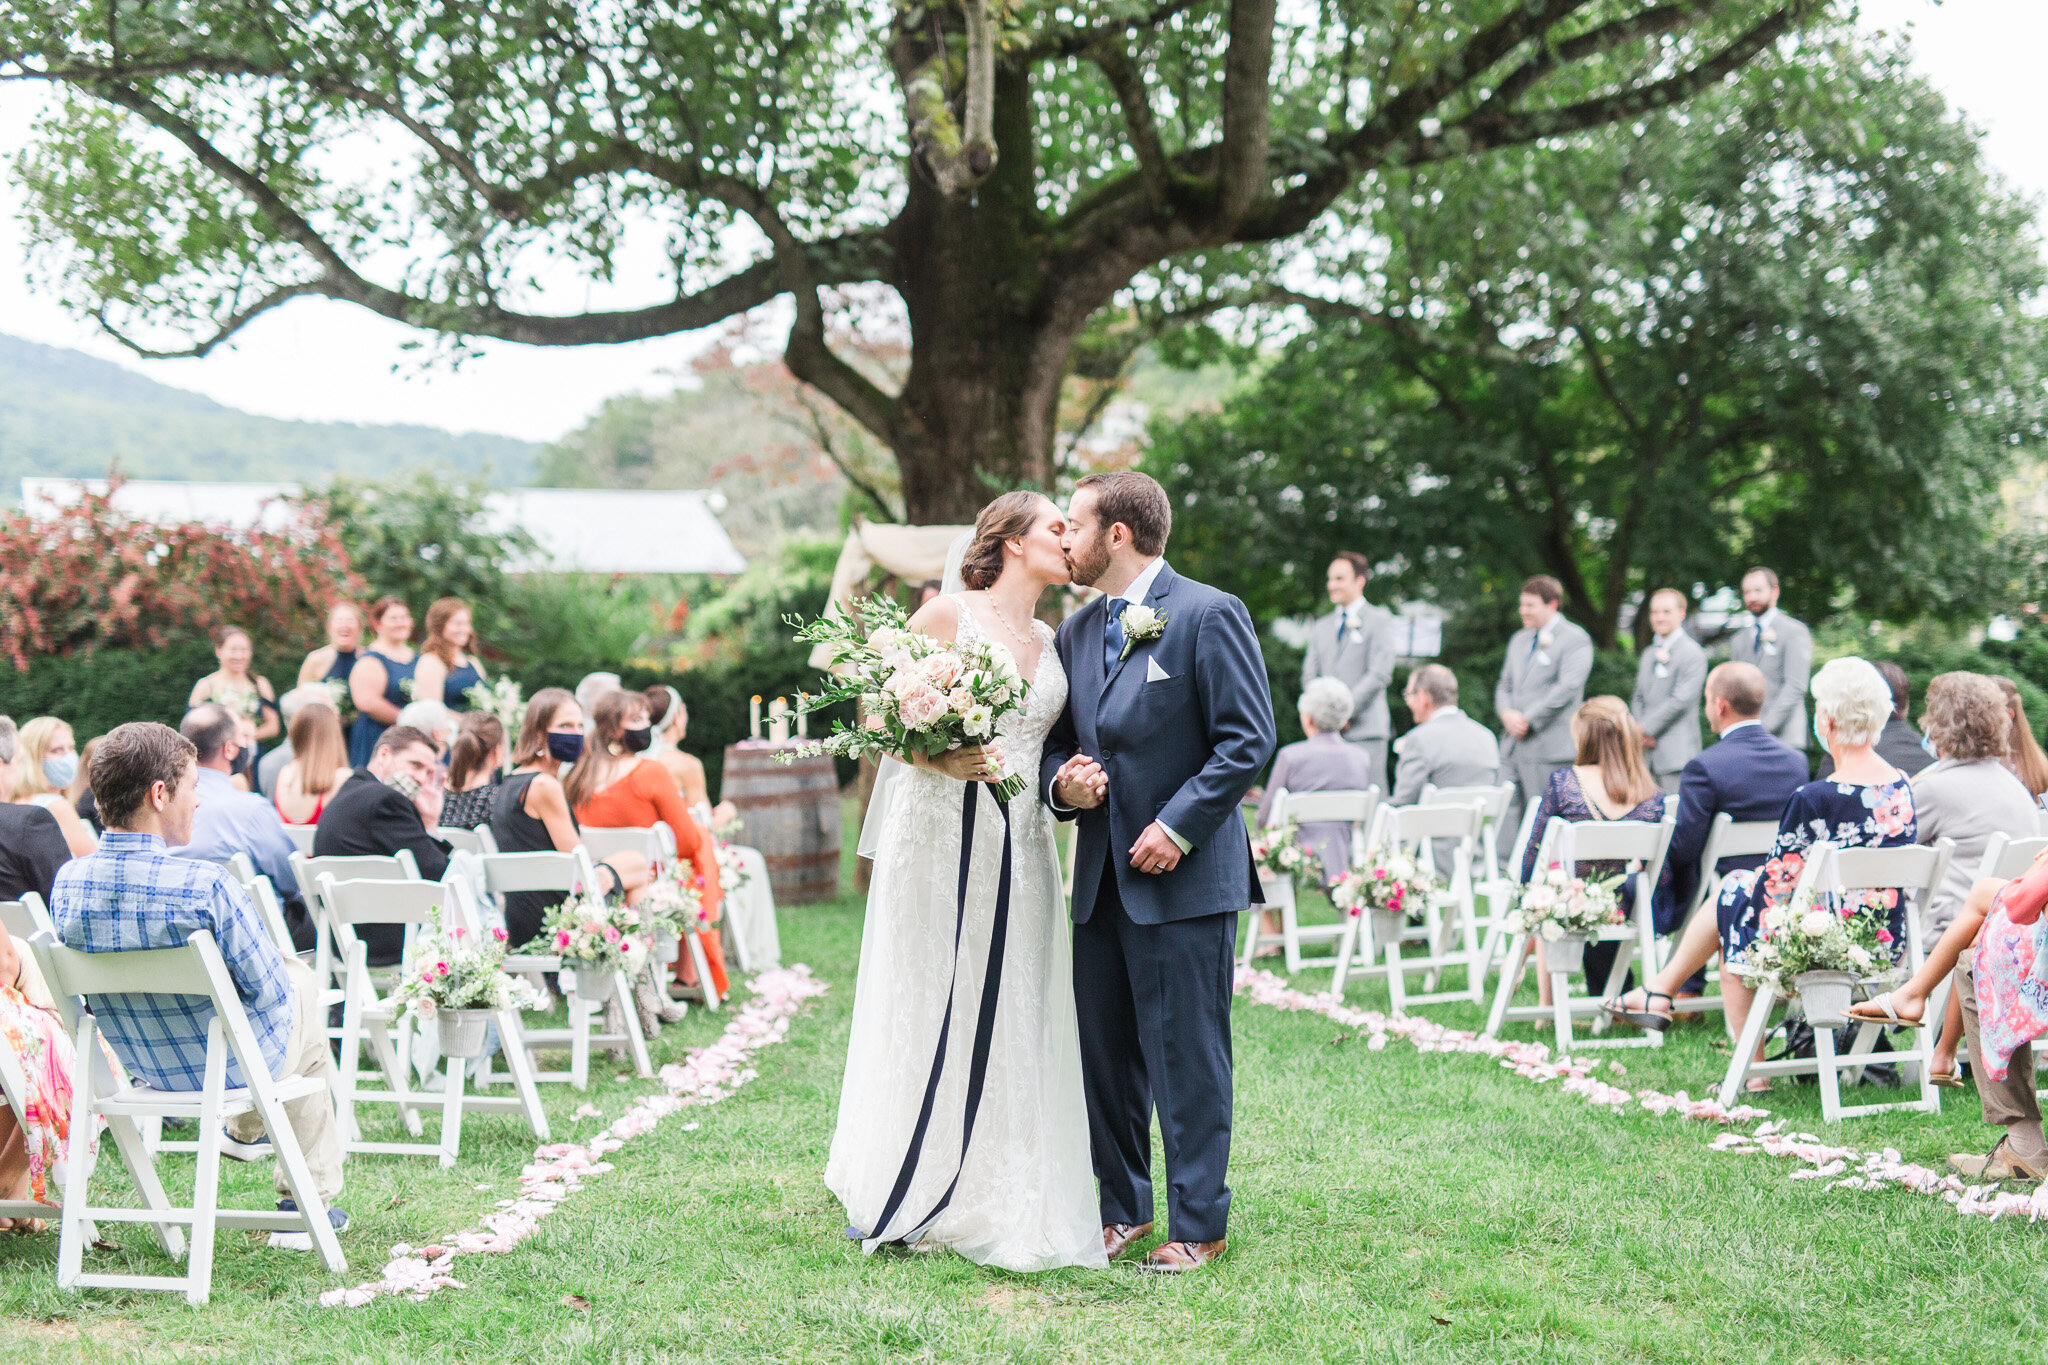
[1717,776,1916,961]
[1,975,86,1206]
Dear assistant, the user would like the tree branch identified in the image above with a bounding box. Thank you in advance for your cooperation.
[1260,286,1542,364]
[1024,0,1203,60]
[1478,0,1718,118]
[1216,0,1277,224]
[789,388,905,522]
[1574,322,1644,439]
[1086,38,1171,205]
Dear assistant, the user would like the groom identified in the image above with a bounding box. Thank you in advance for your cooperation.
[1041,472,1275,1272]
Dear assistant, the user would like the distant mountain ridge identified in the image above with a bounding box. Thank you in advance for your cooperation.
[0,333,538,492]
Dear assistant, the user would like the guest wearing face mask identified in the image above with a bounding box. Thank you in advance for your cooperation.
[172,704,311,948]
[573,689,727,998]
[12,717,96,857]
[489,690,647,950]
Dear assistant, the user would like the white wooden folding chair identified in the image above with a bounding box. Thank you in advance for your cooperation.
[1664,815,1780,1022]
[1331,800,1488,1009]
[1421,781,1514,899]
[435,824,500,856]
[2,894,66,1229]
[1475,799,1546,977]
[1485,813,1676,1052]
[1717,839,1955,1120]
[211,854,300,961]
[478,848,653,1088]
[291,849,422,1050]
[1237,788,1379,973]
[1979,831,2048,882]
[29,929,346,1304]
[282,824,319,856]
[320,874,486,1168]
[583,824,728,1003]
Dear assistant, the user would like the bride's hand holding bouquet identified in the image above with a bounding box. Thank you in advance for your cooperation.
[783,597,1032,801]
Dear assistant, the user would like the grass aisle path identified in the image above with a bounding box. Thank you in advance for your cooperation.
[10,863,2048,1361]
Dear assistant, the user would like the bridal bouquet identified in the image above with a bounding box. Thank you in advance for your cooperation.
[1504,864,1624,940]
[783,597,1031,801]
[391,923,547,1019]
[538,891,653,975]
[1330,845,1437,922]
[316,677,355,723]
[1249,821,1310,880]
[464,677,527,764]
[1731,885,1899,993]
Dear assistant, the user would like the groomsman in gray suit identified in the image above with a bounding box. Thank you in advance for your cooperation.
[1728,567,1813,751]
[1301,551,1397,789]
[1390,665,1500,806]
[1494,575,1594,857]
[1629,588,1707,795]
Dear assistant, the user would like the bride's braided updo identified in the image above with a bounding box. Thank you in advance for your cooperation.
[958,491,1048,591]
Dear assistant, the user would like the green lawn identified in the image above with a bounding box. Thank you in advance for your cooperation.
[8,841,2048,1363]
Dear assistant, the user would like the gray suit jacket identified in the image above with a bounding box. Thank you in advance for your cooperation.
[1494,616,1594,764]
[1630,632,1706,776]
[1302,602,1396,741]
[1390,707,1501,806]
[1729,609,1813,749]
[1911,757,2043,935]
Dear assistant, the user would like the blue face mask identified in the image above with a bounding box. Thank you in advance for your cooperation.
[42,754,78,789]
[546,732,584,764]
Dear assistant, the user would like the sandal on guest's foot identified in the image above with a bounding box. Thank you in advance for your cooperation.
[1602,988,1673,1032]
[1929,1065,1965,1089]
[1847,993,1924,1028]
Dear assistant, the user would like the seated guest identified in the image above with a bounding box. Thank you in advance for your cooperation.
[1608,658,1915,1087]
[14,717,97,857]
[490,691,646,950]
[1909,672,2039,940]
[1992,676,2048,806]
[643,686,737,829]
[274,700,354,827]
[1930,857,2048,1179]
[50,723,345,1233]
[573,689,728,998]
[1389,663,1500,806]
[0,716,74,904]
[395,699,458,760]
[1256,677,1384,885]
[1818,661,1931,780]
[440,713,507,830]
[574,673,622,721]
[173,706,307,945]
[1660,663,1810,925]
[69,736,104,834]
[0,919,81,1233]
[259,686,315,800]
[312,726,449,967]
[1517,696,1670,991]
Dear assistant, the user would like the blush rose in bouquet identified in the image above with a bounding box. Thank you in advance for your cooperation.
[1249,820,1311,880]
[1503,863,1624,941]
[784,597,1032,801]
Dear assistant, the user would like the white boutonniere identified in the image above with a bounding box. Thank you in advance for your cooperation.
[1656,648,1671,664]
[1762,627,1777,645]
[1119,604,1167,660]
[1537,628,1555,648]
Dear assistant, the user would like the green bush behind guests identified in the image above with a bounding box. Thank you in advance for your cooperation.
[0,640,220,735]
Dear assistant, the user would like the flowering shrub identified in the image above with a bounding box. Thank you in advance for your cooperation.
[0,474,363,671]
[1250,820,1310,880]
[1330,845,1437,921]
[540,891,652,975]
[784,596,1030,800]
[1732,885,1899,992]
[1505,863,1624,940]
[390,923,546,1017]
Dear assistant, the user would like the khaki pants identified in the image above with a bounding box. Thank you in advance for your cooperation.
[226,957,344,1202]
[1953,957,2048,1163]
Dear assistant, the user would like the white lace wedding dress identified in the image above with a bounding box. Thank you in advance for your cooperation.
[825,604,1107,1272]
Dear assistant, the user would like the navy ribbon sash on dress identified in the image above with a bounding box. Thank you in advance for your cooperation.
[862,780,1014,1251]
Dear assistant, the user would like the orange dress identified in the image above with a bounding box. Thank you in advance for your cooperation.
[576,759,728,995]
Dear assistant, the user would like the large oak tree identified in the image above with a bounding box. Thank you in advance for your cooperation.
[4,0,1812,520]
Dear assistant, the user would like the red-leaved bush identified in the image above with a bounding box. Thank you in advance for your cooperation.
[0,479,364,671]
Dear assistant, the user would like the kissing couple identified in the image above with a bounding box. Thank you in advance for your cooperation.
[825,471,1276,1272]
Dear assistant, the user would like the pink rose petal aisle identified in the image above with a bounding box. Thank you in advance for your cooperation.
[319,965,829,1309]
[1238,965,2048,1228]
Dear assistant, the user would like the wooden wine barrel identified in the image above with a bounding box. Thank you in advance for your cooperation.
[720,742,842,904]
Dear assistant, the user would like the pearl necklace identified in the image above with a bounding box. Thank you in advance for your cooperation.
[981,590,1036,648]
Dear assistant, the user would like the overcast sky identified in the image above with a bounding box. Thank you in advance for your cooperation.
[0,0,2042,446]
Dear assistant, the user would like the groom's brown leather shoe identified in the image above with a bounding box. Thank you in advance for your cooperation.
[1102,1221,1153,1259]
[1140,1239,1226,1273]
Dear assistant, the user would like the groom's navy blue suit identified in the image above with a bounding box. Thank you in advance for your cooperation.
[1041,560,1275,1243]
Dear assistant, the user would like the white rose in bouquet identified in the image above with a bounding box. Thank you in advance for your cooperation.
[1800,909,1834,938]
[1539,921,1566,942]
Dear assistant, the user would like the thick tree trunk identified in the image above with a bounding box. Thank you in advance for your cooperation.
[881,67,1069,524]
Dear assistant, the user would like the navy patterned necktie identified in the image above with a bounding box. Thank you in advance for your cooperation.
[1103,597,1127,673]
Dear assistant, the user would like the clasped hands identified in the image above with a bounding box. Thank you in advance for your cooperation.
[1052,755,1182,875]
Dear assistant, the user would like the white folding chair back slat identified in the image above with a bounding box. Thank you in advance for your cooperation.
[1331,800,1488,1009]
[1485,813,1676,1052]
[1718,837,1956,1120]
[579,826,663,865]
[1662,815,1780,1020]
[282,824,319,856]
[435,825,498,856]
[28,929,346,1302]
[1236,787,1380,973]
[0,891,57,943]
[1976,832,2048,882]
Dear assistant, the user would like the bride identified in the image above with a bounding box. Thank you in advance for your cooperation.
[825,491,1107,1272]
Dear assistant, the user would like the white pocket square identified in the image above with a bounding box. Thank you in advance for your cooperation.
[1146,657,1172,683]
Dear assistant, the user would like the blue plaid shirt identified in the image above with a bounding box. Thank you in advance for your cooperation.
[51,831,295,1091]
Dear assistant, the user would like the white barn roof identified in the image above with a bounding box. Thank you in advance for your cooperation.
[20,478,746,576]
